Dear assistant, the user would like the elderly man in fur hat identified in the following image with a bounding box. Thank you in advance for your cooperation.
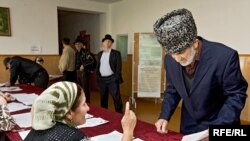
[153,8,247,137]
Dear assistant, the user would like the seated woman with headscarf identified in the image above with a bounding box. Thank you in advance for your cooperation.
[24,81,136,141]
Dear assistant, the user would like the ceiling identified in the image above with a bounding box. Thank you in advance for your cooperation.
[88,0,122,4]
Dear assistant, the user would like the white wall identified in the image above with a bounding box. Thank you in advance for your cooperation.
[2,0,249,54]
[0,0,109,55]
[59,12,100,53]
[110,0,250,54]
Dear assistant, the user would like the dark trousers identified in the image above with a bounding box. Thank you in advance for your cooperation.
[99,79,123,113]
[63,71,76,82]
[33,70,49,89]
[77,70,91,103]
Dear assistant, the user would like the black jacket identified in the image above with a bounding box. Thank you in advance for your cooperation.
[75,48,97,76]
[96,49,123,84]
[9,56,47,85]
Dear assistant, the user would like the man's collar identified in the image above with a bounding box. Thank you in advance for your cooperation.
[103,47,111,53]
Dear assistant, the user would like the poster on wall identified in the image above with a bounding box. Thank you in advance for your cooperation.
[137,33,162,98]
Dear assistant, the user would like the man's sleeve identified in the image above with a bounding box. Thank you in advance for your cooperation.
[213,51,247,124]
[115,51,122,80]
[159,57,181,121]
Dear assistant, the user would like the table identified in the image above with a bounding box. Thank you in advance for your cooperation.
[5,84,183,141]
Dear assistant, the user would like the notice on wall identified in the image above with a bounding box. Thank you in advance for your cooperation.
[137,33,162,98]
[31,45,42,53]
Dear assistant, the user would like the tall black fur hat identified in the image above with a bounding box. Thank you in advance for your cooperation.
[153,8,197,54]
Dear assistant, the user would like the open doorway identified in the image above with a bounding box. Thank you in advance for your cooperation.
[57,8,101,55]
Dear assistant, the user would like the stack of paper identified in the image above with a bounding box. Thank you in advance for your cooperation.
[0,82,7,87]
[49,74,63,79]
[12,112,32,128]
[91,130,143,141]
[0,86,22,92]
[85,113,93,119]
[77,117,108,128]
[91,130,123,141]
[7,102,31,112]
[13,112,93,129]
[11,93,38,105]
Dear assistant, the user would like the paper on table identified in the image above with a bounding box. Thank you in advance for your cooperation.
[0,82,7,87]
[85,113,93,119]
[91,130,123,141]
[91,130,143,141]
[77,117,108,128]
[19,130,31,140]
[12,112,32,128]
[49,74,63,78]
[133,138,144,141]
[11,93,39,105]
[0,86,22,92]
[7,102,31,112]
[181,129,208,141]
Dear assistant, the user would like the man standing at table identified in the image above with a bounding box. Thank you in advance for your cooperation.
[3,56,49,89]
[96,34,123,113]
[153,8,247,136]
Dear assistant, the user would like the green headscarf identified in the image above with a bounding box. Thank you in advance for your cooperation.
[31,81,77,130]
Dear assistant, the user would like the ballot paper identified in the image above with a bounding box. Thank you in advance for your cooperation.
[7,102,31,112]
[91,130,144,141]
[85,113,93,119]
[91,130,123,141]
[181,129,208,141]
[19,130,144,141]
[133,138,144,141]
[11,93,39,105]
[19,130,31,140]
[77,117,108,128]
[14,112,92,130]
[0,86,22,92]
[49,74,63,78]
[12,112,32,128]
[0,82,8,87]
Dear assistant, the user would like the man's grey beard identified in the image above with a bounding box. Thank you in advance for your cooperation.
[179,47,196,66]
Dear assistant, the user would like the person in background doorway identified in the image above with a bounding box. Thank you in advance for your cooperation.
[75,38,96,103]
[96,34,124,113]
[59,37,76,82]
